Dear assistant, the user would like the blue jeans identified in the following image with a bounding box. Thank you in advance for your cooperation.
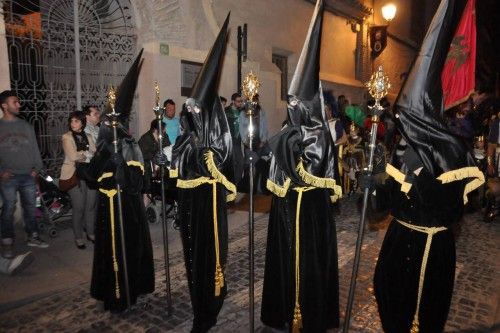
[0,174,38,240]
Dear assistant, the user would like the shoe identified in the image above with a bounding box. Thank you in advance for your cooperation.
[1,238,15,259]
[1,243,14,259]
[86,234,95,244]
[8,251,34,275]
[75,239,86,250]
[27,233,49,248]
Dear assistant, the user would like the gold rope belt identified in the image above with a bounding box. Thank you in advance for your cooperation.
[292,186,314,333]
[98,172,120,299]
[396,219,448,333]
[177,177,224,296]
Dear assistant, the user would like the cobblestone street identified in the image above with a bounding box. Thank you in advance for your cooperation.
[0,195,498,332]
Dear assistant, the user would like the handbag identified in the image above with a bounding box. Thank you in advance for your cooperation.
[59,172,79,192]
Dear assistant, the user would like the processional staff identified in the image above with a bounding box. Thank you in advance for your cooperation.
[242,71,261,332]
[107,86,131,309]
[153,81,173,315]
[343,66,391,332]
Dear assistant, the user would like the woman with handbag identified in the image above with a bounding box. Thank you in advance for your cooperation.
[60,111,96,249]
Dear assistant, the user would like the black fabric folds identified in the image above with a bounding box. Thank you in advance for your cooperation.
[86,141,154,313]
[374,171,465,333]
[178,184,228,332]
[170,13,232,333]
[262,1,340,331]
[261,189,339,332]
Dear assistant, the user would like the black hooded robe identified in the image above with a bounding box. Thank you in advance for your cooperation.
[261,123,341,332]
[173,128,234,332]
[177,171,230,331]
[262,186,339,332]
[373,166,467,333]
[169,13,233,332]
[261,2,340,331]
[85,141,155,312]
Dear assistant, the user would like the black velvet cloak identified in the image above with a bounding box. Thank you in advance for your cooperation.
[84,139,155,312]
[374,166,465,333]
[170,13,234,333]
[262,1,341,331]
[78,48,154,313]
[374,0,484,331]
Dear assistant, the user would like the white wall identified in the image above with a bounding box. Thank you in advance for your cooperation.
[0,1,11,118]
[131,0,364,137]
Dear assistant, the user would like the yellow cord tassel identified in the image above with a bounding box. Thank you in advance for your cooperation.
[212,181,224,296]
[397,219,447,333]
[292,303,303,333]
[99,187,120,299]
[410,318,419,333]
[291,187,312,332]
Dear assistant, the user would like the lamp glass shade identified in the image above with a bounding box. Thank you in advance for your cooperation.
[381,3,397,21]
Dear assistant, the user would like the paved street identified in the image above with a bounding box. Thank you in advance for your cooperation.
[0,194,499,332]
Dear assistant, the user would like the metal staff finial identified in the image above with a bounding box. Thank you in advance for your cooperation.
[366,65,391,117]
[343,66,391,332]
[154,81,160,107]
[152,81,173,315]
[242,71,260,333]
[108,85,117,112]
[242,71,260,103]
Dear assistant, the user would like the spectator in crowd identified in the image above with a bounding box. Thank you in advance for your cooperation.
[0,251,33,275]
[83,105,101,143]
[138,119,169,199]
[162,99,180,146]
[225,92,245,185]
[60,111,96,249]
[0,90,48,259]
[325,96,347,213]
[324,92,347,147]
[379,97,396,151]
[485,107,500,222]
[338,94,351,131]
[448,103,474,148]
[220,96,227,109]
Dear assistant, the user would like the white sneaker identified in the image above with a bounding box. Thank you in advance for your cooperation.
[27,233,49,248]
[8,252,34,275]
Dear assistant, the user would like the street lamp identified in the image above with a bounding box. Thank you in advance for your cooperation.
[381,3,397,22]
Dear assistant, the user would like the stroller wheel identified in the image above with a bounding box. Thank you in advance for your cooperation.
[39,222,47,232]
[171,219,180,230]
[49,228,58,238]
[146,205,160,224]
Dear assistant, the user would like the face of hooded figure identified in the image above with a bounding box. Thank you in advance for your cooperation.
[181,98,204,140]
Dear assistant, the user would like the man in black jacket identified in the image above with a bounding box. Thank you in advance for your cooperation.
[138,120,170,195]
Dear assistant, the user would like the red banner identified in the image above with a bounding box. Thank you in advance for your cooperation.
[441,0,476,110]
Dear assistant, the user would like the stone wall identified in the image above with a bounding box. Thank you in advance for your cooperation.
[132,0,365,136]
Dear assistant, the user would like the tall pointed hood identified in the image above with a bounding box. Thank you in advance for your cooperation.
[97,49,143,151]
[115,48,144,128]
[190,13,230,112]
[394,0,483,201]
[288,0,323,101]
[267,0,340,199]
[172,13,232,180]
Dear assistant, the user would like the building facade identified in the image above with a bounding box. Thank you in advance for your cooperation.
[0,0,435,172]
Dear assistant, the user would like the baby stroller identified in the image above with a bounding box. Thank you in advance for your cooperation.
[35,171,72,238]
[144,162,178,230]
